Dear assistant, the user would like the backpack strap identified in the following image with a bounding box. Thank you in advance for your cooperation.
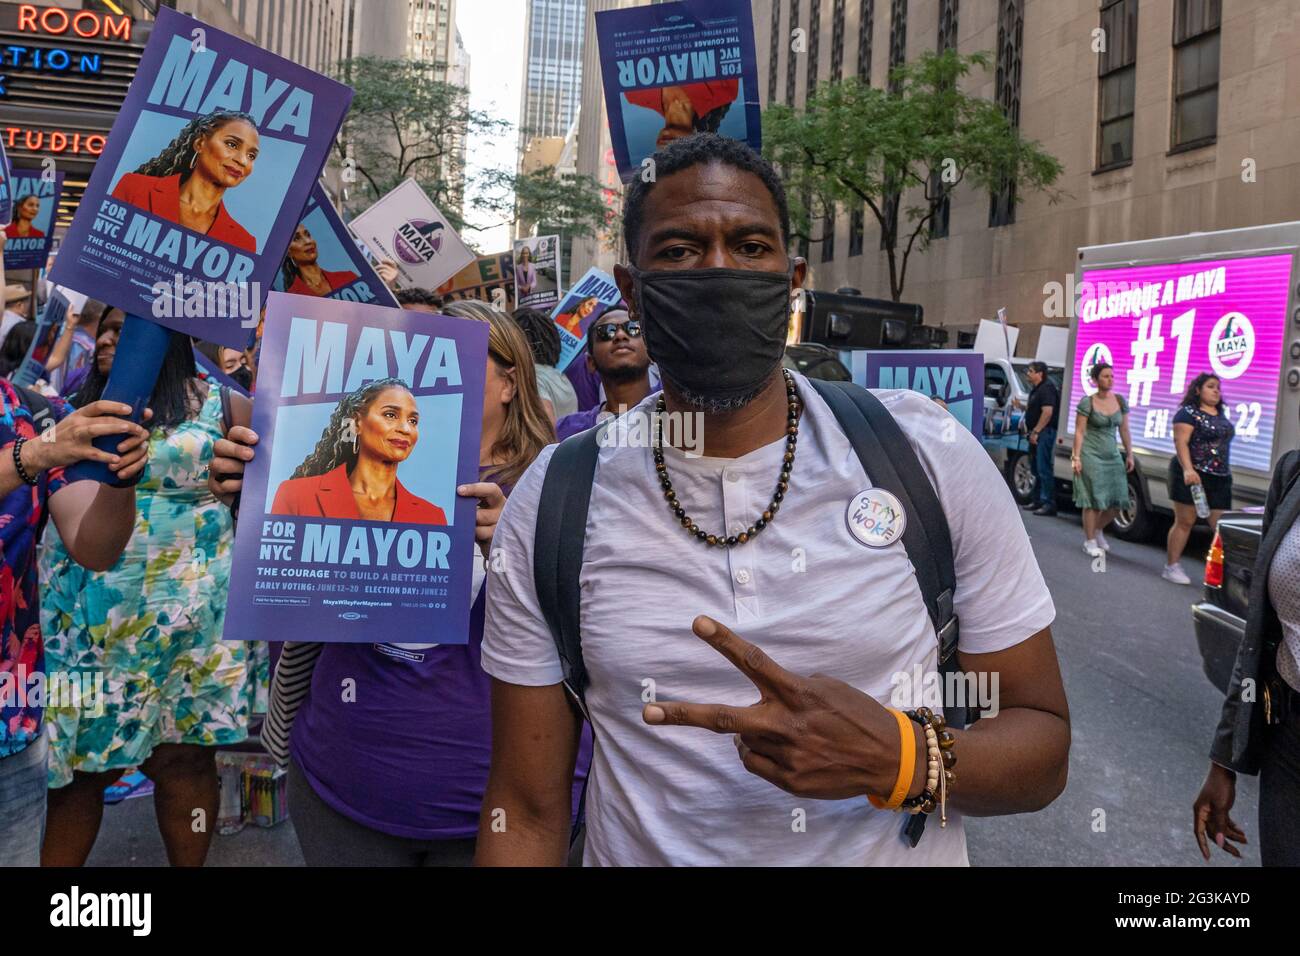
[808,380,961,682]
[808,379,966,849]
[533,424,604,721]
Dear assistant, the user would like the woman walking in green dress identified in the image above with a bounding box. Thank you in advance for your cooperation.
[1071,362,1135,556]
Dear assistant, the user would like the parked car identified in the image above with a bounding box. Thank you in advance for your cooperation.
[1192,509,1263,693]
[981,357,1064,506]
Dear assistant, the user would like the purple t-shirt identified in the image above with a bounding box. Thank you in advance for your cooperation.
[563,360,602,412]
[556,404,607,442]
[290,477,592,840]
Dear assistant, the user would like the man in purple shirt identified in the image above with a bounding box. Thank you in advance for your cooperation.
[556,309,655,441]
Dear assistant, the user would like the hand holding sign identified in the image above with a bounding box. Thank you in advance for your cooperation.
[642,615,923,801]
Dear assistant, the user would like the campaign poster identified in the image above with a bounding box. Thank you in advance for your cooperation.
[273,183,399,308]
[437,250,514,306]
[851,350,985,438]
[2,169,64,272]
[1069,254,1291,475]
[224,292,488,644]
[348,179,475,292]
[48,7,353,349]
[10,288,71,388]
[0,139,11,226]
[552,267,623,371]
[512,234,562,311]
[595,0,761,183]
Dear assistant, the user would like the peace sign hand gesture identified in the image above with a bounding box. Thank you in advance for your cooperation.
[643,616,924,801]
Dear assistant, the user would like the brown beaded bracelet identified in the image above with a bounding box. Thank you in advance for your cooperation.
[902,707,957,827]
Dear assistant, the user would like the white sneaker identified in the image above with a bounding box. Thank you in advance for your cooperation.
[1094,530,1111,552]
[1084,540,1102,556]
[1162,564,1191,585]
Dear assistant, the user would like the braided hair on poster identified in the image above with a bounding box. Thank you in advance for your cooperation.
[290,377,411,480]
[133,110,258,180]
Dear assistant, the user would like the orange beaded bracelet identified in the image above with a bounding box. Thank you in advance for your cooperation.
[868,707,915,811]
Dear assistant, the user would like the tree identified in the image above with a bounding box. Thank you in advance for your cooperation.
[475,166,615,244]
[764,50,1065,302]
[334,56,505,229]
[336,56,608,247]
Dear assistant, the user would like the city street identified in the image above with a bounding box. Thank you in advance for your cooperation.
[85,503,1261,868]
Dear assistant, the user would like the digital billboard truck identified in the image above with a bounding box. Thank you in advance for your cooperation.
[1056,221,1300,540]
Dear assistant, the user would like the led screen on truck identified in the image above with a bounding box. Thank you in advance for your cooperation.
[1068,253,1292,474]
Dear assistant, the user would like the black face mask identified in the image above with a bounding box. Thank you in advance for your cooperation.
[627,260,794,406]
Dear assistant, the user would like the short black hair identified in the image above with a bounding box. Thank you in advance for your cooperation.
[511,307,561,367]
[395,287,443,309]
[1027,360,1049,376]
[622,133,790,261]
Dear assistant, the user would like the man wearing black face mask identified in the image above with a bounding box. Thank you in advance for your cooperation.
[477,134,1069,867]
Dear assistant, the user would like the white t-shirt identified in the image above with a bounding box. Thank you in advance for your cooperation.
[482,377,1055,866]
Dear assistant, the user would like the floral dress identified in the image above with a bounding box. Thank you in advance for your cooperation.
[40,382,268,788]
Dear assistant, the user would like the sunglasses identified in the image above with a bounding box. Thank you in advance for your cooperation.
[592,319,643,342]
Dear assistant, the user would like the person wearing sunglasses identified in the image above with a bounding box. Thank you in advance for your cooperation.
[555,309,656,441]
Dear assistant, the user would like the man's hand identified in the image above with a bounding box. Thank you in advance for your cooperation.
[208,425,258,509]
[27,400,152,480]
[457,481,506,558]
[1028,431,1038,445]
[642,615,920,801]
[376,259,399,289]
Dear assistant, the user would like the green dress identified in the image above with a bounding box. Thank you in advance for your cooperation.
[40,382,268,788]
[1072,393,1129,511]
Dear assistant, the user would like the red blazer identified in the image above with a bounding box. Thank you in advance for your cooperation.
[111,172,257,253]
[625,80,739,118]
[270,463,447,525]
[286,269,360,297]
[3,223,43,239]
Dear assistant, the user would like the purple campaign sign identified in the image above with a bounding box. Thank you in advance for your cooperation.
[272,183,399,308]
[224,292,488,644]
[596,0,762,183]
[48,7,353,348]
[0,139,11,226]
[1070,254,1292,474]
[2,169,64,272]
[852,350,985,437]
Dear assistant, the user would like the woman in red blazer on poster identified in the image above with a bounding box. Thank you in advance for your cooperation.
[111,109,260,253]
[281,221,360,296]
[271,377,446,525]
[4,194,46,239]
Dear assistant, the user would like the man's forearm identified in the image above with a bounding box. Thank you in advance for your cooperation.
[948,708,1070,815]
[1035,407,1052,432]
[474,782,572,866]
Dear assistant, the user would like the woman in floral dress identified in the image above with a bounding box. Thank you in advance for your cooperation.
[39,310,266,866]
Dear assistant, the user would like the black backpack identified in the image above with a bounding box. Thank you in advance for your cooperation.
[533,378,970,848]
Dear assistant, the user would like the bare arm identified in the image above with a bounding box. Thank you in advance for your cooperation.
[42,318,77,374]
[48,481,139,572]
[1120,412,1135,470]
[475,679,582,867]
[948,628,1071,814]
[1173,422,1196,476]
[1033,406,1053,432]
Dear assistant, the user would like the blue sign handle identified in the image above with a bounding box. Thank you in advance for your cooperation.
[64,314,171,487]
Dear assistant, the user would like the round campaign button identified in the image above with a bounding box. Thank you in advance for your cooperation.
[846,488,907,548]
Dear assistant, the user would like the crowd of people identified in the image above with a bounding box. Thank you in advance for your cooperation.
[0,133,1293,868]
